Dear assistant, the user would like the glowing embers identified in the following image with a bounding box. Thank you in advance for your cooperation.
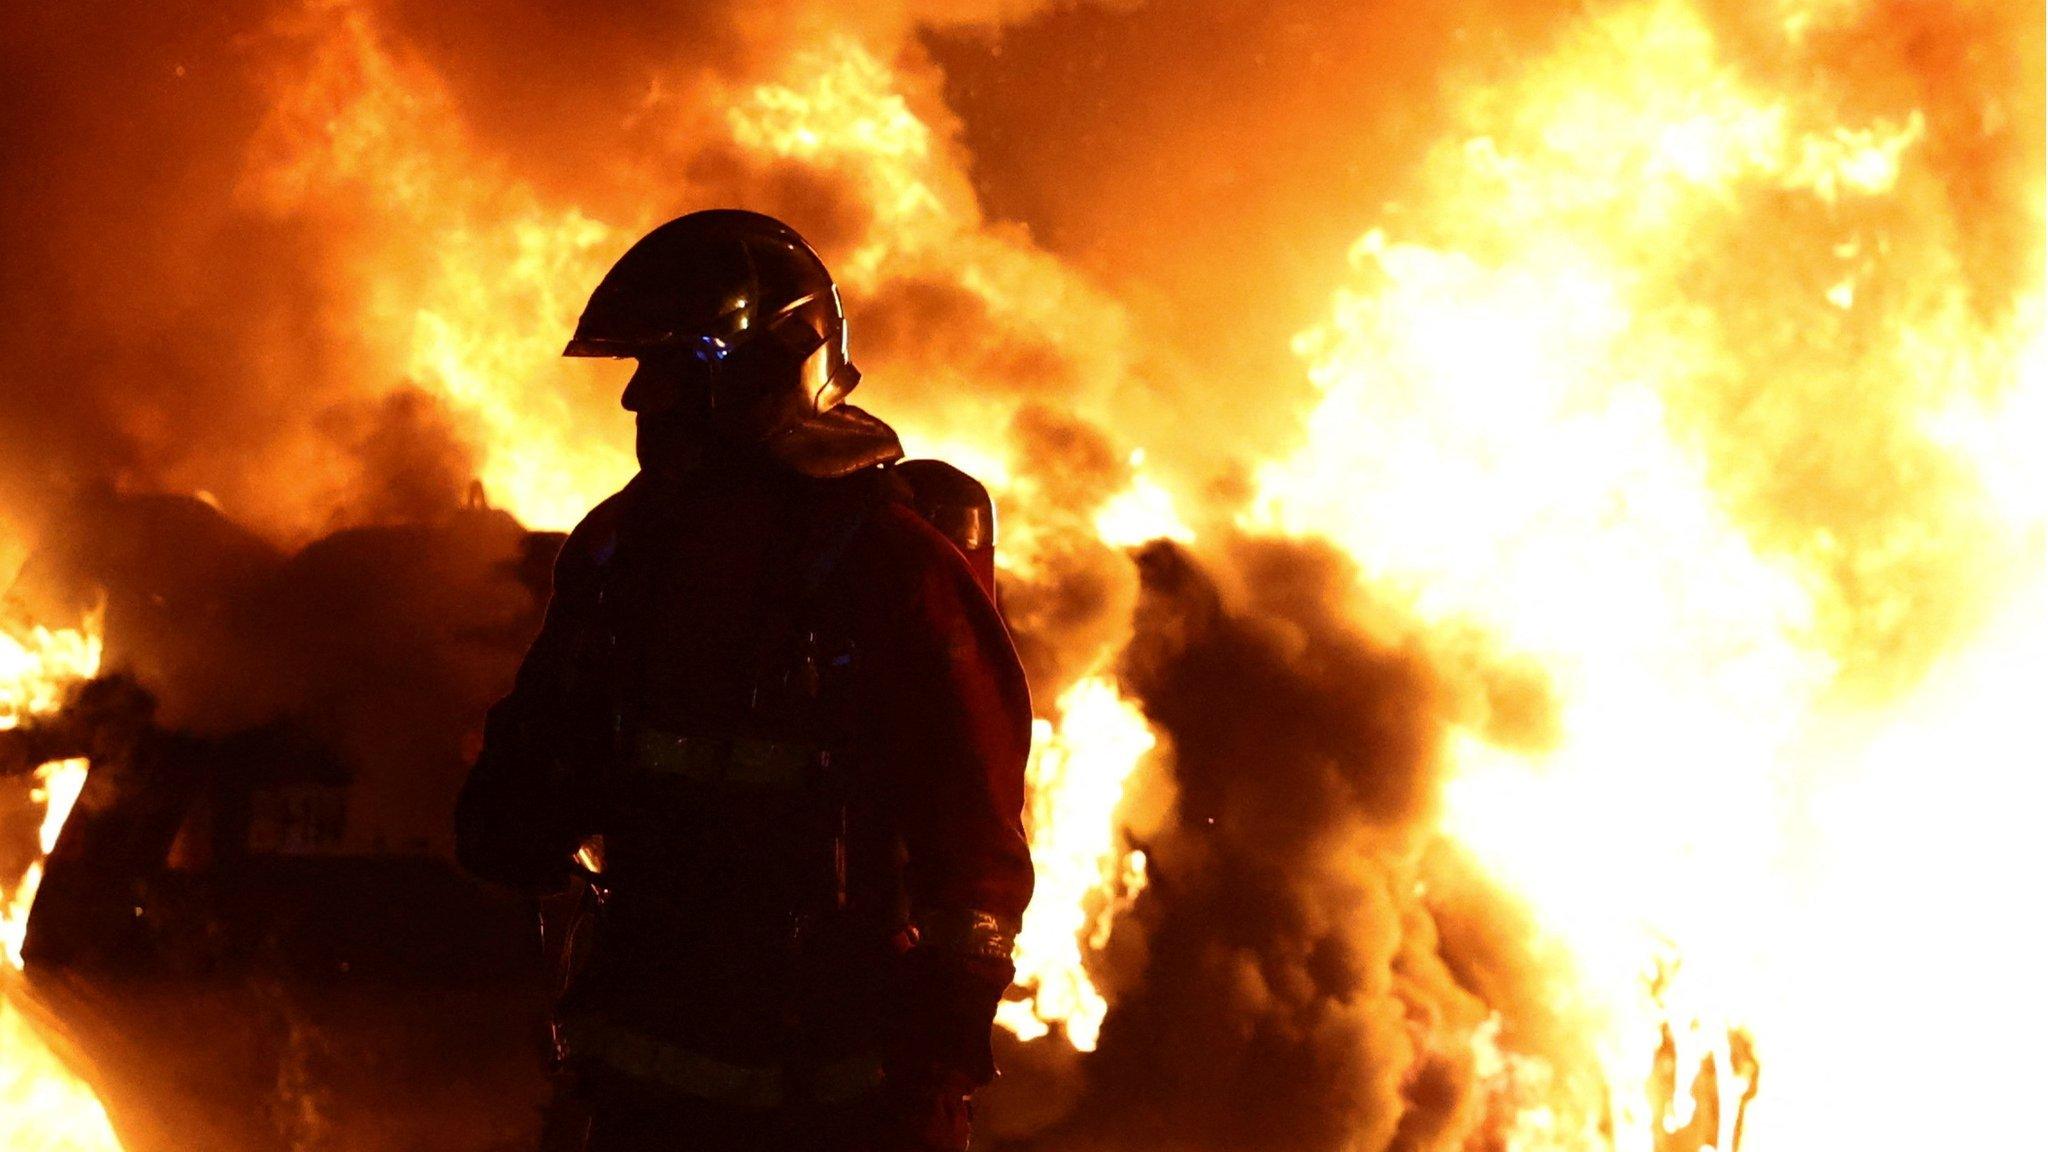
[998,676,1154,1052]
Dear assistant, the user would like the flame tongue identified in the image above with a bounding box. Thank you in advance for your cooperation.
[1,762,91,972]
[1,610,122,1152]
[2,617,104,969]
[1001,676,1156,1051]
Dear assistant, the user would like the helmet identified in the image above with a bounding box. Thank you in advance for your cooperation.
[564,210,861,442]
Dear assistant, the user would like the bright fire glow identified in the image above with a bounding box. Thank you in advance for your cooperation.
[239,6,1167,1061]
[1,762,92,973]
[2,616,104,969]
[15,0,2014,1145]
[239,2,632,531]
[1000,676,1156,1051]
[1253,0,2042,1146]
[0,624,103,734]
[1096,461,1198,549]
[0,991,123,1152]
[0,609,120,1151]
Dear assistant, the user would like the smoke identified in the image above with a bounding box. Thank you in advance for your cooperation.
[0,1,446,545]
[315,388,476,530]
[924,0,1587,490]
[933,0,2044,700]
[0,0,1559,540]
[980,536,1587,1151]
[0,0,2037,1148]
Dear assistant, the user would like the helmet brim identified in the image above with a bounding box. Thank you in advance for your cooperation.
[562,336,636,358]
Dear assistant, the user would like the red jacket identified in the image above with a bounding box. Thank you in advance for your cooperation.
[456,454,1032,1088]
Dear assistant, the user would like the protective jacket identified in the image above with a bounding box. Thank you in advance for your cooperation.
[453,424,1033,1138]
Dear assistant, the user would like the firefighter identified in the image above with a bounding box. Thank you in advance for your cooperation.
[455,209,1034,1152]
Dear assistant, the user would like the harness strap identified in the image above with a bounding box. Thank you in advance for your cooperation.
[798,489,880,603]
[557,1015,886,1108]
[742,468,891,727]
[632,728,824,788]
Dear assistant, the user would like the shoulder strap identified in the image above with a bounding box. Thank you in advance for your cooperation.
[797,477,885,603]
[744,468,895,730]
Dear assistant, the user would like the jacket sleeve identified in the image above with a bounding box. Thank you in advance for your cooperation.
[454,514,613,889]
[860,507,1035,1086]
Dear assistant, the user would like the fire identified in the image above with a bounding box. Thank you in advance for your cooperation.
[0,623,103,735]
[0,609,121,1151]
[1,762,92,973]
[1,616,104,969]
[239,2,1168,1060]
[727,39,1142,452]
[0,993,123,1152]
[1096,452,1197,550]
[999,676,1156,1050]
[240,1,632,531]
[242,11,1136,536]
[1253,0,2041,1147]
[164,0,2040,1143]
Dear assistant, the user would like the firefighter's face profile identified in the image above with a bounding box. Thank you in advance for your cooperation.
[623,342,717,468]
[622,334,813,463]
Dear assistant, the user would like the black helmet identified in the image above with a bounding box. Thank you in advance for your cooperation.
[564,210,861,442]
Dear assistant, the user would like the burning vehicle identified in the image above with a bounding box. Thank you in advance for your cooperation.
[2,486,562,1150]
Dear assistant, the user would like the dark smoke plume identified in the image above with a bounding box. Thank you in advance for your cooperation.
[983,537,1581,1152]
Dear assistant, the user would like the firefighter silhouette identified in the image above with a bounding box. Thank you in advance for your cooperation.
[455,210,1034,1152]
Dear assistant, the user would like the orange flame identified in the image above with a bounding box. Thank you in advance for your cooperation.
[0,991,124,1152]
[999,676,1156,1050]
[240,1,631,530]
[0,606,120,1151]
[2,616,104,969]
[1254,0,2042,1146]
[238,4,1171,1057]
[191,1,2044,1144]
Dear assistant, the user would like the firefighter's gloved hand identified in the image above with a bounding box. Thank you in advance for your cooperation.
[877,1070,975,1152]
[889,947,1011,1087]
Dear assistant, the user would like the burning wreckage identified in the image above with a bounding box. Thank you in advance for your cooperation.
[2,486,562,1150]
[1,0,2042,1150]
[0,480,1779,1152]
[3,485,1760,1152]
